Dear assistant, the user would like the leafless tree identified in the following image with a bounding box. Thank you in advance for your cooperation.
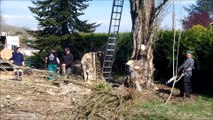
[127,0,169,90]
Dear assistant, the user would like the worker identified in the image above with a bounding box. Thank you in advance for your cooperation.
[61,48,74,79]
[178,51,195,98]
[45,48,60,80]
[11,47,25,80]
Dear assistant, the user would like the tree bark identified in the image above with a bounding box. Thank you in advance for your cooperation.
[128,0,168,90]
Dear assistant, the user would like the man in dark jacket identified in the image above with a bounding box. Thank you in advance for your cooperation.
[61,48,74,79]
[178,51,195,97]
[11,47,25,80]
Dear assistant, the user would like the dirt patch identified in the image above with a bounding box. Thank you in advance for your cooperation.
[0,71,90,120]
[0,71,197,119]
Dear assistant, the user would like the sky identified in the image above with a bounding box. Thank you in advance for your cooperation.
[1,0,197,33]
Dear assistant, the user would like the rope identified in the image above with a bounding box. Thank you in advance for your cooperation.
[165,73,184,104]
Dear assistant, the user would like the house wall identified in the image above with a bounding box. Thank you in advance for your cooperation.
[6,36,20,50]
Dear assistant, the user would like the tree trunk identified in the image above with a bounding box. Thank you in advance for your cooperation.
[128,0,168,90]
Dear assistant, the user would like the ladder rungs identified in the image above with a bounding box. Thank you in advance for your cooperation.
[114,5,123,7]
[104,77,110,79]
[104,60,113,63]
[106,49,115,51]
[109,37,116,40]
[113,25,119,27]
[103,66,111,68]
[105,54,113,57]
[108,43,115,46]
[112,17,120,20]
[103,71,111,74]
[104,58,113,61]
[113,11,122,14]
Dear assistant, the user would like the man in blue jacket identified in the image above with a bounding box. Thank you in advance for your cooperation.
[178,51,195,98]
[11,47,25,80]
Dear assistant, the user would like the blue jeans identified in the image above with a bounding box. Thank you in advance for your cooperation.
[48,64,58,80]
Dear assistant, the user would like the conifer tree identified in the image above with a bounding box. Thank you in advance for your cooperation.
[29,0,98,51]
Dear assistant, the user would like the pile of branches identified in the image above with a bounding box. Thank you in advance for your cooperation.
[71,85,138,120]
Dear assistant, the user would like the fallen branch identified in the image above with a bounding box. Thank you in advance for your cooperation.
[0,78,59,89]
[71,86,135,120]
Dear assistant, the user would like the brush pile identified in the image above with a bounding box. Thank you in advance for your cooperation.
[71,82,139,120]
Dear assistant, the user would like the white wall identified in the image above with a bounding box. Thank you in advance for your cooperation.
[6,36,19,50]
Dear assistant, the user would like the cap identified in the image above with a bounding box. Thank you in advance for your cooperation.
[186,50,192,54]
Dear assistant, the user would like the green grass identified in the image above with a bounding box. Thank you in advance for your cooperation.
[126,95,213,120]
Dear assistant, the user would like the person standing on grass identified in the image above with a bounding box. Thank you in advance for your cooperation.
[178,51,195,98]
[45,48,60,80]
[61,48,74,79]
[11,47,25,80]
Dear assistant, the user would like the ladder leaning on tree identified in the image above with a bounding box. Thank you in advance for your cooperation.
[102,0,124,81]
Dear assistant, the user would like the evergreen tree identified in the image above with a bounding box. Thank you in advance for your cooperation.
[29,0,98,51]
[185,0,213,17]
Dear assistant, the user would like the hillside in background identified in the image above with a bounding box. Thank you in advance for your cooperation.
[1,24,32,48]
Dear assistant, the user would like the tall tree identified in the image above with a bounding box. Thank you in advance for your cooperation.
[127,0,169,90]
[185,0,213,17]
[182,11,213,29]
[183,0,213,29]
[29,0,98,51]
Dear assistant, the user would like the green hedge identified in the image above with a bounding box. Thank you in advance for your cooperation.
[28,25,213,80]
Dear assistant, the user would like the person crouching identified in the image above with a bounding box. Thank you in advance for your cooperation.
[11,47,25,80]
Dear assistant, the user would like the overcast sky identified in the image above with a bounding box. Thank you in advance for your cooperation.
[1,0,197,32]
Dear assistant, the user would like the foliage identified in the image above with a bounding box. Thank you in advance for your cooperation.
[182,25,213,70]
[155,25,213,71]
[182,11,213,29]
[183,0,213,29]
[113,32,132,74]
[29,27,212,74]
[80,33,108,54]
[155,25,213,93]
[185,0,213,17]
[25,52,47,69]
[28,0,98,52]
[94,81,112,91]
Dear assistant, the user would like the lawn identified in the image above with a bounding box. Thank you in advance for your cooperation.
[127,95,213,120]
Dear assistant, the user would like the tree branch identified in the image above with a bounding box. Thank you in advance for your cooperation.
[155,0,169,12]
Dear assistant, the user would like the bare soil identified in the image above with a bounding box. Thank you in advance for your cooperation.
[0,71,197,120]
[0,71,90,120]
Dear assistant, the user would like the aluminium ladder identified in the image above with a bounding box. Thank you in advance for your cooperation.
[102,0,124,81]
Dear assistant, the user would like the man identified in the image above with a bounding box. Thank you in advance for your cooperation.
[11,47,25,80]
[61,48,74,79]
[178,51,195,98]
[45,48,60,80]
